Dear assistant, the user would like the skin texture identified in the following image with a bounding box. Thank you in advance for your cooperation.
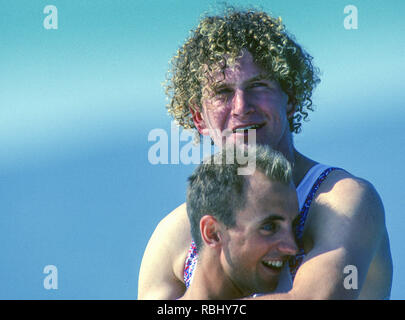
[138,51,393,300]
[181,172,299,300]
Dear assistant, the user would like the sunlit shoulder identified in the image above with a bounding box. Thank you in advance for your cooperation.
[138,203,190,299]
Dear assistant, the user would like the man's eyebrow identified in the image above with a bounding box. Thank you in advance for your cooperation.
[210,73,274,91]
[260,215,285,223]
[260,214,301,226]
[244,74,273,84]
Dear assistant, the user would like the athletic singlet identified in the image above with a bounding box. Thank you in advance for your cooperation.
[183,164,341,288]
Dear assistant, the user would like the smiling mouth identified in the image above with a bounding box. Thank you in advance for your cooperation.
[262,259,284,273]
[232,123,265,133]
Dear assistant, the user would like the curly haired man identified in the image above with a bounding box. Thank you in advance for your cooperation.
[138,7,392,300]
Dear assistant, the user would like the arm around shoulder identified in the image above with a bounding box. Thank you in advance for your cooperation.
[291,173,388,299]
[249,172,389,300]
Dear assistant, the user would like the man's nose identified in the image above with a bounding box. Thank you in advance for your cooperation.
[231,89,254,117]
[277,231,299,256]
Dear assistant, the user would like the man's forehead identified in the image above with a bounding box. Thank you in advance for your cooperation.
[202,51,272,85]
[244,173,297,208]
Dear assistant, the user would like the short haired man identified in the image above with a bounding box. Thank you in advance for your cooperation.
[182,146,298,299]
[139,7,393,300]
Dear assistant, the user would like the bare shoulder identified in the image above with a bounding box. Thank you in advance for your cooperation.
[138,203,191,299]
[157,202,192,273]
[315,169,384,221]
[154,202,191,242]
[306,169,386,247]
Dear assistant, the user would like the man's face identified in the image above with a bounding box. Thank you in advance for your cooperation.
[194,50,294,150]
[219,170,299,295]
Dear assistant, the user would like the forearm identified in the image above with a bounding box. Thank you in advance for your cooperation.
[242,291,298,300]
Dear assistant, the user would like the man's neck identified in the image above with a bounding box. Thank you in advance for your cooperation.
[273,130,317,188]
[181,252,242,300]
[275,130,295,164]
[291,149,318,188]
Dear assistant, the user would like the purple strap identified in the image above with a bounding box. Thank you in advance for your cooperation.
[288,167,339,279]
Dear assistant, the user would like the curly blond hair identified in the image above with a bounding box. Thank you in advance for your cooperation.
[165,7,320,134]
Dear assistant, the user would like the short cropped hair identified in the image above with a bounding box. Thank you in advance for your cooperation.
[165,6,320,135]
[186,145,292,250]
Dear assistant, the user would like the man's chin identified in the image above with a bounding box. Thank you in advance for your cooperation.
[217,130,260,148]
[220,137,261,149]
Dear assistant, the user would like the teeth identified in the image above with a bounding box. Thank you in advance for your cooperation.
[234,124,260,132]
[263,260,283,268]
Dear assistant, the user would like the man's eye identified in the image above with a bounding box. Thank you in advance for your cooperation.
[216,88,233,95]
[261,223,277,233]
[249,82,268,89]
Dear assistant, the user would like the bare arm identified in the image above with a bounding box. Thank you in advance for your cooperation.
[138,203,191,300]
[248,172,387,300]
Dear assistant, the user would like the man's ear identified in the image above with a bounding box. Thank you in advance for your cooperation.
[190,105,209,136]
[200,215,222,248]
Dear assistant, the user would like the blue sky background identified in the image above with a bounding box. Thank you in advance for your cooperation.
[0,0,404,299]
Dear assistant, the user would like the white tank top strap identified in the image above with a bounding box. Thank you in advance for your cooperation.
[296,163,333,210]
